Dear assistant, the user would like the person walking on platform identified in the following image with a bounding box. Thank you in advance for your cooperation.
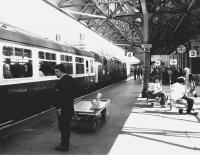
[54,64,74,151]
[133,67,137,80]
[137,67,141,79]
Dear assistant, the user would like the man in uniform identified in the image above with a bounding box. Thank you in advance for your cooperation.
[54,64,74,151]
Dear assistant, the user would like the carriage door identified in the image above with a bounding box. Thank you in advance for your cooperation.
[94,62,99,83]
[85,59,89,75]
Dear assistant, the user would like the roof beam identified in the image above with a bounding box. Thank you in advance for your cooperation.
[57,0,69,7]
[78,17,106,20]
[88,18,108,27]
[77,4,93,20]
[170,0,185,9]
[109,1,126,17]
[115,43,132,46]
[140,0,149,42]
[188,0,196,12]
[97,0,135,4]
[65,10,107,19]
[60,3,95,8]
[91,0,131,44]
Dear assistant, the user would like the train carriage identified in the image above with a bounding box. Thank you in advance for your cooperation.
[0,25,127,125]
[0,27,95,124]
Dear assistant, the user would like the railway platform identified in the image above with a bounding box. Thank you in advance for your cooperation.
[0,77,200,155]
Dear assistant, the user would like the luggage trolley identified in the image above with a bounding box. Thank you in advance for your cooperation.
[171,99,187,114]
[73,99,110,132]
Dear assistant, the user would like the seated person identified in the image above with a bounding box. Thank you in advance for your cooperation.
[39,64,45,77]
[171,77,194,114]
[22,64,32,77]
[3,63,13,79]
[183,67,197,97]
[39,70,45,77]
[147,77,167,106]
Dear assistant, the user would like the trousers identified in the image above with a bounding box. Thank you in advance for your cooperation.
[181,95,194,113]
[57,112,73,147]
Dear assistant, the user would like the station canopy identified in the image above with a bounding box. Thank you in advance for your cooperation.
[44,0,200,57]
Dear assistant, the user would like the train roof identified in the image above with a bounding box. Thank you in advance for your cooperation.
[112,57,123,62]
[92,52,102,62]
[92,51,125,64]
[0,27,94,58]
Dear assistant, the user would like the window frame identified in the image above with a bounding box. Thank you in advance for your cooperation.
[38,50,57,77]
[60,53,73,75]
[75,56,85,75]
[2,43,33,80]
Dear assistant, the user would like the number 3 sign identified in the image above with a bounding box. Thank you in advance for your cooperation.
[189,50,197,57]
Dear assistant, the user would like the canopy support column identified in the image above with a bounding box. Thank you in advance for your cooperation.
[141,44,152,97]
[140,0,152,97]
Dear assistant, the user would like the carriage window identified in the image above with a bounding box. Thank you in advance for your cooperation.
[46,53,51,60]
[38,51,56,76]
[39,61,56,76]
[86,60,89,73]
[3,46,13,56]
[61,63,73,74]
[66,55,72,62]
[90,60,94,73]
[75,57,84,74]
[2,46,33,79]
[61,55,64,61]
[60,54,73,74]
[24,49,32,58]
[15,48,23,57]
[52,53,56,60]
[39,51,45,59]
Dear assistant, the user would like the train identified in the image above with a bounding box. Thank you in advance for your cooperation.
[0,25,127,125]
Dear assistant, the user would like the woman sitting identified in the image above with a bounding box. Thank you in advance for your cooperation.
[3,63,13,79]
[147,77,168,107]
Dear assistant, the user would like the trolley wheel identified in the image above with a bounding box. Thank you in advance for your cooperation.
[179,109,183,114]
[101,109,107,120]
[89,117,98,132]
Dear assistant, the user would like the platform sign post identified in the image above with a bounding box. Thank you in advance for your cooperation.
[168,69,173,85]
[167,69,173,110]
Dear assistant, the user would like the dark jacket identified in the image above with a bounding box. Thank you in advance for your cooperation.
[189,73,194,83]
[55,74,74,114]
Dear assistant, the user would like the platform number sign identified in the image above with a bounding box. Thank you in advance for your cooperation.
[189,50,197,57]
[126,52,133,57]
